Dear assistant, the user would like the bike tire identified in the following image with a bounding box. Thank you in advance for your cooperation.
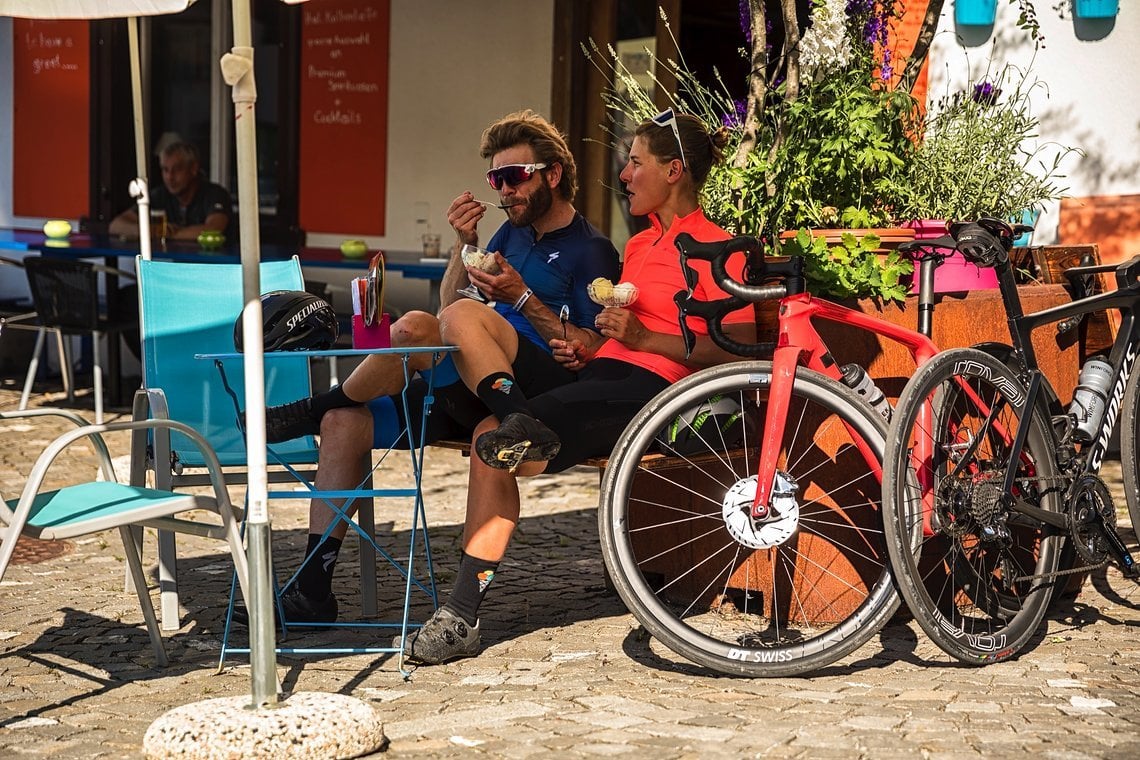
[882,348,1063,664]
[1118,359,1140,546]
[599,362,896,677]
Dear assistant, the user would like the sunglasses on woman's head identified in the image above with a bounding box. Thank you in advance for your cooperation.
[651,108,687,170]
[486,162,548,191]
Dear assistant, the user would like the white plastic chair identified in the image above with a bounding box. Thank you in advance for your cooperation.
[0,408,249,667]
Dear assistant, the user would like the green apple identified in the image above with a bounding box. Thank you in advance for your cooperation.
[43,219,72,239]
[341,239,368,258]
[197,230,226,249]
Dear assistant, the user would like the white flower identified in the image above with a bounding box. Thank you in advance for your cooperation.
[799,0,852,83]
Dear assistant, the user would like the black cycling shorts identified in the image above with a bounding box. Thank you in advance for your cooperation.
[529,359,670,473]
[368,334,575,448]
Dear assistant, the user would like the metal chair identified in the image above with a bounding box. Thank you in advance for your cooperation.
[5,256,137,424]
[132,257,330,629]
[0,408,249,667]
[0,255,40,378]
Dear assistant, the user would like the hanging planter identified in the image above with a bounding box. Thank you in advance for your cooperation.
[955,0,998,26]
[1074,0,1119,19]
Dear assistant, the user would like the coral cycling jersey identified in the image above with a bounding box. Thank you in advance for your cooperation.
[594,208,752,383]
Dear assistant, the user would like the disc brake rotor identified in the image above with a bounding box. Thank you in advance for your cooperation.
[722,471,799,550]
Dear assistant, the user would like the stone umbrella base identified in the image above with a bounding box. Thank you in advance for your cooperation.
[143,692,386,759]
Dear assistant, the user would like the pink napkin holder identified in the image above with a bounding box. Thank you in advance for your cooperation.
[352,313,391,349]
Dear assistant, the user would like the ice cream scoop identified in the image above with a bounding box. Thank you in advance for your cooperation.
[588,278,639,307]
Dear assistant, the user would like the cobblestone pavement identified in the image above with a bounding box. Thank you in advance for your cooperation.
[1,389,1139,759]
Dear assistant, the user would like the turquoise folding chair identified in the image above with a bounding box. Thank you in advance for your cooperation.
[0,408,249,667]
[131,257,378,630]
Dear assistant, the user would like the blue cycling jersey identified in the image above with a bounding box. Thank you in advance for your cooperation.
[485,212,620,352]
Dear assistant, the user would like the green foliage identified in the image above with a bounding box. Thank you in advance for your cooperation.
[884,64,1080,223]
[585,4,1068,303]
[782,229,914,303]
[765,74,919,234]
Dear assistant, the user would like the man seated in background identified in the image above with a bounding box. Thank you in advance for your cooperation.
[109,140,231,242]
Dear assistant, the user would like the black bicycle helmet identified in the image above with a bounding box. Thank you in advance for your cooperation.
[233,290,339,352]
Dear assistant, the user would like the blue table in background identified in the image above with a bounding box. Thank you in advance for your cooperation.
[0,228,449,405]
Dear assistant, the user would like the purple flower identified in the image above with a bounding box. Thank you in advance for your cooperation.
[738,0,752,47]
[871,14,890,45]
[723,99,748,128]
[879,49,893,82]
[972,81,1001,105]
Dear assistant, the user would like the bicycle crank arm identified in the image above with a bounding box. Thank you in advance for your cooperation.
[1099,519,1139,579]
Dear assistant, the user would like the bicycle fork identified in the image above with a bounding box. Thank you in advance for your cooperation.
[750,343,884,523]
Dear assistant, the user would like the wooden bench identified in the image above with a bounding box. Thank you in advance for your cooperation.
[429,438,621,473]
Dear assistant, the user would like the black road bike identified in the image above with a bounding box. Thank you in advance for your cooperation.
[882,217,1140,664]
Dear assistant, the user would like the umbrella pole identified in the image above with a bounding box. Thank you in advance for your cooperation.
[128,16,151,258]
[225,0,276,709]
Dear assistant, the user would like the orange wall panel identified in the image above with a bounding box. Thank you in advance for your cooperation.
[298,0,390,236]
[889,0,931,110]
[1059,195,1140,269]
[12,19,90,219]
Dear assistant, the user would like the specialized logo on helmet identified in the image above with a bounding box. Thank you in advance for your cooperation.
[287,300,327,331]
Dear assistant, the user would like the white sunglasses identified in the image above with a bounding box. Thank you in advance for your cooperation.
[651,108,687,170]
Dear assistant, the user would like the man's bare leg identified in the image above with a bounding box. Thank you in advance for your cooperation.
[233,403,376,625]
[265,310,446,443]
[340,310,446,401]
[438,300,519,393]
[398,415,549,660]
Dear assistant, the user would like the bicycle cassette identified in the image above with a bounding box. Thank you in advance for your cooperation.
[1068,475,1116,565]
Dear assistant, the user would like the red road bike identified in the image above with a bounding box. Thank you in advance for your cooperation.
[599,233,946,677]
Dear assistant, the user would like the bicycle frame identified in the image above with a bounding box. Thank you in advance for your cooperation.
[752,293,940,517]
[995,257,1140,476]
[674,233,945,522]
[900,260,1137,541]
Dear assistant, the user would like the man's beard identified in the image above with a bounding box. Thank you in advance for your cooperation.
[508,180,554,229]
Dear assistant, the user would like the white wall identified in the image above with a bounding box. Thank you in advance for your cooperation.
[0,18,16,230]
[928,4,1140,244]
[305,0,554,314]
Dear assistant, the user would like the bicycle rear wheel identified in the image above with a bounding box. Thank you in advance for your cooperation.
[599,362,896,677]
[883,348,1062,664]
[1118,363,1140,547]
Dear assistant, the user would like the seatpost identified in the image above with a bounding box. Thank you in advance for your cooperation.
[916,256,937,338]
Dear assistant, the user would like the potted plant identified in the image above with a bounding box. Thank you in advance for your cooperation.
[888,66,1077,225]
[884,64,1081,291]
[588,1,920,302]
[586,1,1060,302]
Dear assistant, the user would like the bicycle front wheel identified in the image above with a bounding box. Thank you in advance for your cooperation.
[599,362,896,677]
[883,348,1063,664]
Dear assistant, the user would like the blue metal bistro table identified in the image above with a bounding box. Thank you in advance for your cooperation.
[198,345,456,677]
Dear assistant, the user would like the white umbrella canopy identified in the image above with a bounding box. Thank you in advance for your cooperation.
[0,0,192,13]
[2,0,293,706]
